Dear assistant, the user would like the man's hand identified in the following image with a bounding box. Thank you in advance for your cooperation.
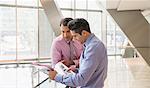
[73,59,79,68]
[49,70,57,80]
[61,59,75,67]
[68,65,76,72]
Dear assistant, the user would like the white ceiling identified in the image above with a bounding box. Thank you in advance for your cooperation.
[106,0,150,11]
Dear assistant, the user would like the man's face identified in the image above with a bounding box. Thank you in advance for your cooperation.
[70,31,84,44]
[60,25,72,41]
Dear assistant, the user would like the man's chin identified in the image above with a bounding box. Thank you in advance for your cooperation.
[64,38,71,41]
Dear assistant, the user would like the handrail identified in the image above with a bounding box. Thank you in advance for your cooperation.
[0,58,51,65]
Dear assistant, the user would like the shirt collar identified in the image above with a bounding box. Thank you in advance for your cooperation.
[60,35,73,43]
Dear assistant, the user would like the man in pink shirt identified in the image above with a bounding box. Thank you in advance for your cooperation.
[51,18,82,70]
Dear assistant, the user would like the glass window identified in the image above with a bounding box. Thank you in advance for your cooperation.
[17,8,38,59]
[62,10,72,18]
[88,0,101,10]
[107,16,116,55]
[106,16,128,56]
[75,11,87,19]
[0,0,15,5]
[39,9,54,58]
[88,12,102,40]
[76,0,86,9]
[17,0,38,7]
[116,26,127,55]
[55,0,73,9]
[0,7,16,60]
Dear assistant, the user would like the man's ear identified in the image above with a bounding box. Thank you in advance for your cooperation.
[81,30,87,36]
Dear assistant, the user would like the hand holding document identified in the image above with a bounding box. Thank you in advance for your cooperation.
[32,62,75,75]
[32,62,75,88]
[54,62,75,75]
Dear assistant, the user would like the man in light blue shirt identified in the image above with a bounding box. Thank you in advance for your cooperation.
[49,18,108,88]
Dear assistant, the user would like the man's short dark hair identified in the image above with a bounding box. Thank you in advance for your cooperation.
[60,17,73,26]
[67,18,91,35]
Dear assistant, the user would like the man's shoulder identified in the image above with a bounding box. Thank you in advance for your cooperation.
[73,40,83,49]
[87,37,104,48]
[53,35,64,43]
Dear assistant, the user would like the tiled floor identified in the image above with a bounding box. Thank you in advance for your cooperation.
[105,56,150,88]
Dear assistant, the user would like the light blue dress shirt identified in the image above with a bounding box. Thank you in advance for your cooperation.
[55,34,108,88]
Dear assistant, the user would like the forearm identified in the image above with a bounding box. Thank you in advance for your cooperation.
[54,73,85,87]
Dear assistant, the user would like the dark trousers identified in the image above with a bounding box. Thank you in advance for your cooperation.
[65,86,76,88]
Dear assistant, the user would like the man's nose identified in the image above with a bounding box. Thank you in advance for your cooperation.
[63,33,67,38]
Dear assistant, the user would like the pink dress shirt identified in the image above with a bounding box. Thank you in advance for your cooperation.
[51,35,83,67]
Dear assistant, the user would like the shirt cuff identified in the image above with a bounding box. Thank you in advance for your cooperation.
[54,74,63,82]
